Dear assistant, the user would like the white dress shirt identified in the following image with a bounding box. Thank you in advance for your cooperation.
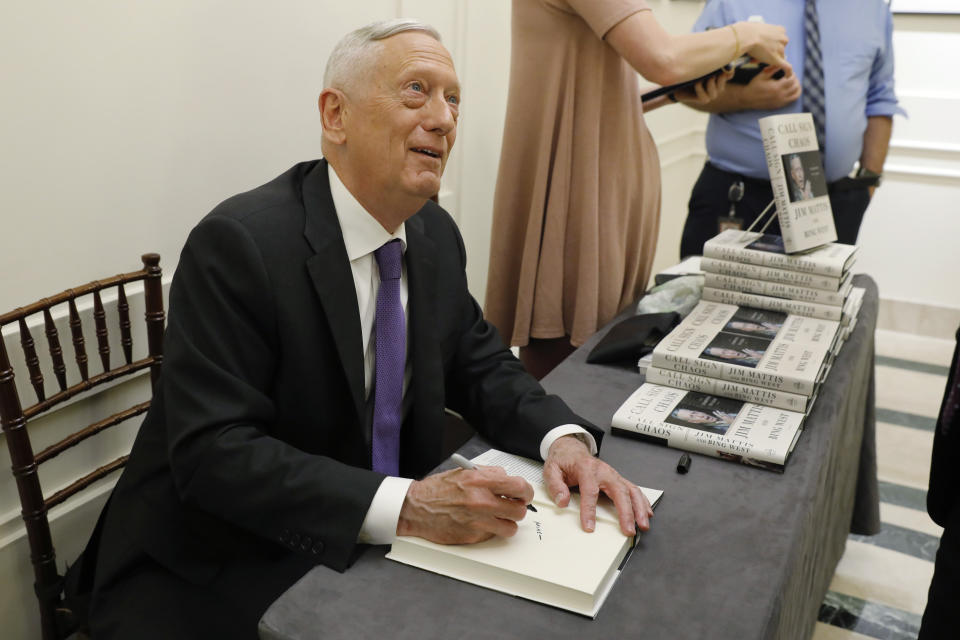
[326,163,596,545]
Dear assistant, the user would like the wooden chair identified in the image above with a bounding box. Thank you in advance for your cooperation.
[0,254,164,639]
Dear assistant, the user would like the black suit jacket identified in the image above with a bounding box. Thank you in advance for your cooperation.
[87,160,600,634]
[928,327,960,526]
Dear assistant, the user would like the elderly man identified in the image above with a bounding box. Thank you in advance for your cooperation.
[76,19,651,638]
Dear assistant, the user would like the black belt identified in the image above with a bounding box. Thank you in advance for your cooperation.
[706,162,876,193]
[829,175,880,191]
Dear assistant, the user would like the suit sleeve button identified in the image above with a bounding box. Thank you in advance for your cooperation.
[311,541,324,555]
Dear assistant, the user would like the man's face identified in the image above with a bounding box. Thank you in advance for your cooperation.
[343,32,459,204]
[707,347,742,360]
[790,157,805,186]
[675,409,715,425]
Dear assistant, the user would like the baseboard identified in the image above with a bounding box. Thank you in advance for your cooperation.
[877,297,960,340]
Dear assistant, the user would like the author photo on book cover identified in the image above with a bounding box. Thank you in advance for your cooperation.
[783,151,828,203]
[724,308,785,339]
[746,234,786,254]
[667,393,743,436]
[701,332,770,368]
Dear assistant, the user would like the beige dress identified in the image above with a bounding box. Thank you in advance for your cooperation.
[484,0,662,347]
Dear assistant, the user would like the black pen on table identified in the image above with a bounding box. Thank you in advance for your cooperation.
[450,453,537,512]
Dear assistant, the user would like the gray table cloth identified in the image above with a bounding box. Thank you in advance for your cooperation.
[259,275,880,640]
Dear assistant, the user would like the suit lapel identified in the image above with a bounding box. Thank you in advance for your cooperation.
[404,213,445,472]
[301,160,366,424]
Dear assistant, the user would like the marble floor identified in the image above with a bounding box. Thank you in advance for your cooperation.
[811,328,954,640]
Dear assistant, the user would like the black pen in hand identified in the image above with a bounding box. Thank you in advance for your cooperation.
[450,453,537,512]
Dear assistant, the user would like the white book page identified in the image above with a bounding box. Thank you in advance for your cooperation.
[470,449,665,516]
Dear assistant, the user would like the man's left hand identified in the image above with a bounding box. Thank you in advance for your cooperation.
[542,435,653,536]
[675,67,733,107]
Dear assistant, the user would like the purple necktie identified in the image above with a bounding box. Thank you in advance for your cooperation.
[371,239,405,475]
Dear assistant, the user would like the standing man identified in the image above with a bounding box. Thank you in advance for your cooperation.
[77,19,652,639]
[678,0,904,258]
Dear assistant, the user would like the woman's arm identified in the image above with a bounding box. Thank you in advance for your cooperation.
[606,10,790,87]
[641,68,732,113]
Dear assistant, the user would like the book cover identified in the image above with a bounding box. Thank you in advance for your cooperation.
[701,286,844,321]
[703,271,852,306]
[700,256,845,291]
[611,383,805,472]
[386,450,663,619]
[651,301,841,395]
[644,365,812,413]
[838,286,867,342]
[703,229,858,278]
[759,113,838,252]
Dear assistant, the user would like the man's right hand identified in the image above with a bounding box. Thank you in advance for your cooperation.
[742,66,801,110]
[396,466,534,544]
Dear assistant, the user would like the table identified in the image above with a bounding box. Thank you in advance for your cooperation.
[259,275,880,640]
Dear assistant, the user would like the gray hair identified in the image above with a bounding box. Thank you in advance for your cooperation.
[323,19,442,92]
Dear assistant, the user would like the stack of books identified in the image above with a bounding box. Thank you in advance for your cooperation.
[612,288,867,472]
[699,229,858,323]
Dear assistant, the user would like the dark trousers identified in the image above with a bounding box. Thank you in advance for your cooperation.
[679,162,872,259]
[920,504,960,639]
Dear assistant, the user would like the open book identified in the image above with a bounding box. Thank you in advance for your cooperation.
[386,449,664,618]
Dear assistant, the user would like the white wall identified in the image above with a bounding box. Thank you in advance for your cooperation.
[0,0,399,312]
[856,12,960,312]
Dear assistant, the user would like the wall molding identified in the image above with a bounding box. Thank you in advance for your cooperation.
[878,298,960,340]
[886,138,960,181]
[884,163,960,181]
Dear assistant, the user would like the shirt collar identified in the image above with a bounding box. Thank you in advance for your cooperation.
[327,161,407,261]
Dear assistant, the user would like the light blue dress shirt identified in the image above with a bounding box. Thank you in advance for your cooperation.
[695,0,905,182]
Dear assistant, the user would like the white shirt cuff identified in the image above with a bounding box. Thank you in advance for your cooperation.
[539,424,598,461]
[357,476,414,545]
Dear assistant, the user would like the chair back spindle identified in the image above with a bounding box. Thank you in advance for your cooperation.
[93,290,110,373]
[18,317,45,403]
[43,308,68,393]
[118,284,132,366]
[67,298,88,382]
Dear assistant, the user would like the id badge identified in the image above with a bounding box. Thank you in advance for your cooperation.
[717,216,744,233]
